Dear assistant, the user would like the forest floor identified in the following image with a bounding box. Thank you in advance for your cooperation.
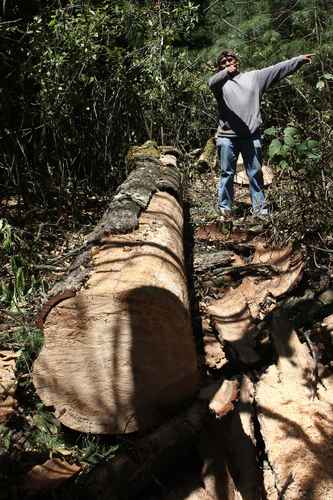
[1,162,333,499]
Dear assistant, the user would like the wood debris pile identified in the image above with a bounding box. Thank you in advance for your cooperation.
[185,168,333,500]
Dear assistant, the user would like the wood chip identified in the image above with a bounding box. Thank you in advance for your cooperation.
[202,334,227,370]
[208,378,239,418]
[322,314,333,333]
[199,376,260,500]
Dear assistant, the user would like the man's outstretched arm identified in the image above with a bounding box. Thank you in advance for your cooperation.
[257,54,314,94]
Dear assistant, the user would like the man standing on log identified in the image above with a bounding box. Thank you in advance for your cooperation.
[208,50,314,219]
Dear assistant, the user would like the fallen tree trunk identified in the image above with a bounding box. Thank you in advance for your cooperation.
[33,143,199,435]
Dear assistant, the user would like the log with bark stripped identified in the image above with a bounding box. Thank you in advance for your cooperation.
[33,143,199,435]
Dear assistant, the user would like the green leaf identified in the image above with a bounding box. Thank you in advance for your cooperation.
[268,138,282,158]
[323,73,333,80]
[280,144,290,158]
[283,127,299,146]
[284,126,298,138]
[264,126,278,136]
[284,134,295,147]
[279,160,289,170]
[316,80,325,91]
[307,153,321,160]
[296,143,308,154]
[306,139,319,149]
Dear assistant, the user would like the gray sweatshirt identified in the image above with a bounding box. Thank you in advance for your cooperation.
[208,55,306,138]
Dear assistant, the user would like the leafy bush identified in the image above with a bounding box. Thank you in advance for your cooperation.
[0,1,209,207]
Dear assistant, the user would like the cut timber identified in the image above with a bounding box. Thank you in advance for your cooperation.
[196,138,217,172]
[33,151,198,435]
[37,146,183,327]
[0,350,18,423]
[208,242,304,364]
[256,312,333,499]
[126,140,160,171]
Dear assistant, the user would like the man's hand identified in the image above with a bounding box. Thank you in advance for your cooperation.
[303,53,315,63]
[226,63,238,75]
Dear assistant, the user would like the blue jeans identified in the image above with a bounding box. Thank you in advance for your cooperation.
[217,136,266,213]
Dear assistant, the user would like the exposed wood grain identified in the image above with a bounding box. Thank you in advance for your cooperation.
[256,312,333,499]
[33,188,198,435]
[207,243,304,364]
[37,146,183,327]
